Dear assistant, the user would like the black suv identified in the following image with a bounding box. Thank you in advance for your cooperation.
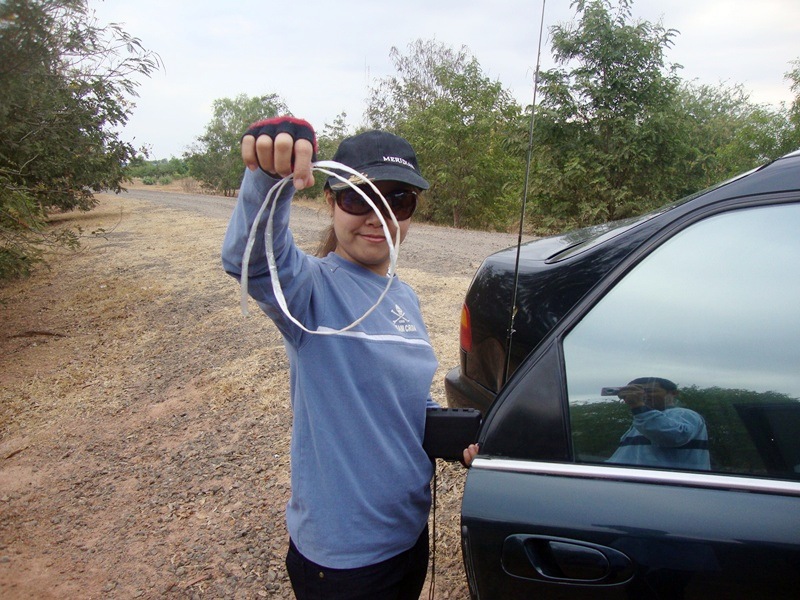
[453,151,800,599]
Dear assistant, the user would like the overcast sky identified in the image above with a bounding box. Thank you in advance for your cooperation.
[88,0,800,160]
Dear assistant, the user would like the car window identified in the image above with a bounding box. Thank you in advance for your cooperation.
[563,203,800,479]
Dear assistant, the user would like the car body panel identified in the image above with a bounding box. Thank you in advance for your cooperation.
[446,219,657,413]
[445,152,800,415]
[458,151,800,599]
[462,462,800,599]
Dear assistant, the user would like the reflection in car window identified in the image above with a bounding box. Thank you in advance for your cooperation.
[563,203,800,479]
[605,377,710,470]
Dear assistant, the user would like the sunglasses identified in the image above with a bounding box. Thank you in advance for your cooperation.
[335,187,418,221]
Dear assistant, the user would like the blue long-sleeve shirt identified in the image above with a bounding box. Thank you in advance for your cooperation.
[221,168,438,569]
[608,406,711,470]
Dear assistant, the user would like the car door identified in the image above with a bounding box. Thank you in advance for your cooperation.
[461,198,800,599]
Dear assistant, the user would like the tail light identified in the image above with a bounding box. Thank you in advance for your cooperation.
[459,303,473,352]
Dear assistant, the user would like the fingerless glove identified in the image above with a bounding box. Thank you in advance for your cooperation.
[243,116,318,166]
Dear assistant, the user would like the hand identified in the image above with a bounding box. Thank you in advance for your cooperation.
[241,117,317,190]
[462,444,480,468]
[618,384,646,409]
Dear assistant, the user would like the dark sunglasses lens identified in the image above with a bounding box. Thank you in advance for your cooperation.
[386,191,417,220]
[337,189,417,220]
[337,190,371,215]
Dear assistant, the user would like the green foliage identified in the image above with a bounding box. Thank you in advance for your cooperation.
[0,175,46,278]
[317,112,352,162]
[525,2,800,235]
[303,111,354,199]
[529,0,687,231]
[0,0,160,280]
[367,40,525,230]
[127,156,189,180]
[185,93,288,196]
[784,58,800,151]
[569,398,631,459]
[674,82,795,190]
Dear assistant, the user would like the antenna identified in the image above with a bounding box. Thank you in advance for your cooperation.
[502,0,547,384]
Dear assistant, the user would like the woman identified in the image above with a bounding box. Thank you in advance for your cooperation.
[222,117,477,599]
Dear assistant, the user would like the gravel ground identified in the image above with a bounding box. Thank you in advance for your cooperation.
[0,186,530,599]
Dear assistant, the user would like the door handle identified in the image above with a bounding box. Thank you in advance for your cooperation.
[502,534,634,584]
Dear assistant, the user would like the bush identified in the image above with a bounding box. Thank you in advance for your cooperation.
[0,0,160,281]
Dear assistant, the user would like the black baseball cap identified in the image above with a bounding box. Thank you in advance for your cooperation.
[326,130,430,191]
[628,377,678,391]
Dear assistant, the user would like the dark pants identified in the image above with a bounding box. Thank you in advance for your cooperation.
[286,526,429,600]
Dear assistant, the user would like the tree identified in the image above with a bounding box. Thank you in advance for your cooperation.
[367,40,525,229]
[528,2,800,234]
[186,94,288,196]
[1,0,160,279]
[317,112,352,162]
[301,111,354,199]
[784,58,800,151]
[675,82,795,190]
[530,0,686,230]
[127,156,189,184]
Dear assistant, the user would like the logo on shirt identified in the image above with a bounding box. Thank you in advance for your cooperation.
[391,304,417,333]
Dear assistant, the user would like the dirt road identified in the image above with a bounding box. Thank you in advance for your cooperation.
[0,187,525,599]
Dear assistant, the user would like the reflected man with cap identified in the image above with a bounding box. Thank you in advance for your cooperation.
[608,377,710,470]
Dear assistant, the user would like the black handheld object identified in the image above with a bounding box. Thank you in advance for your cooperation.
[423,408,482,461]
